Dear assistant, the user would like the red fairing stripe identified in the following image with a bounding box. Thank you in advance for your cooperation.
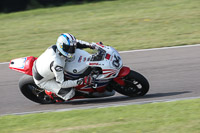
[105,73,113,78]
[103,69,117,73]
[102,69,117,78]
[89,63,99,65]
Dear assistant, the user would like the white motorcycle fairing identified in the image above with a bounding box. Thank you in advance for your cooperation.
[64,46,123,79]
[64,45,123,92]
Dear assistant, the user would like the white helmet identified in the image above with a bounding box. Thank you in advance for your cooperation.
[56,33,77,58]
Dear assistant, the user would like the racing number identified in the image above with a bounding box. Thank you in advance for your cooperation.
[112,55,121,68]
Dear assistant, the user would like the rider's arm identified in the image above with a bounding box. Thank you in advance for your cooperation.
[76,39,94,49]
[52,59,78,88]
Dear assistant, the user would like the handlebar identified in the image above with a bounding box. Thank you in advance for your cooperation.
[90,43,106,61]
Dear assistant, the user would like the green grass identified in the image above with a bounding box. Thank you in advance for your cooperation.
[0,0,200,62]
[0,98,200,133]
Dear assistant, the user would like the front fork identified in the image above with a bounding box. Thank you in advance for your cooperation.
[113,66,130,86]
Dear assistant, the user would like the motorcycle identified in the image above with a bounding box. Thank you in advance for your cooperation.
[9,42,149,104]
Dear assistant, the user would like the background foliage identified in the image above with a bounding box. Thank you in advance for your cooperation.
[0,0,200,62]
[0,0,108,13]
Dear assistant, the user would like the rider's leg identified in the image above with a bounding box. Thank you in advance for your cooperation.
[35,79,75,100]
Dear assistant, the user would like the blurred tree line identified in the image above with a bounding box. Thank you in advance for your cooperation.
[0,0,105,13]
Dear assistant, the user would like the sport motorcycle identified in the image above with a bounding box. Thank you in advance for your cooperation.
[9,42,149,104]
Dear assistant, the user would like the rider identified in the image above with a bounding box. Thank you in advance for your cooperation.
[32,33,115,101]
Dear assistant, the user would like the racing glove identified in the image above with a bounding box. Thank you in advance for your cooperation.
[77,75,93,85]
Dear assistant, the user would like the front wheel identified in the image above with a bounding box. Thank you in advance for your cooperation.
[113,70,149,97]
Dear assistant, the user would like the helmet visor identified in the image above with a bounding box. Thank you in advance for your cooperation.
[63,43,76,54]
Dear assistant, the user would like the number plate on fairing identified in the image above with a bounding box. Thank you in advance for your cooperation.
[9,57,27,69]
[109,48,123,70]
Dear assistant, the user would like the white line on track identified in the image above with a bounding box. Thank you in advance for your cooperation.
[1,44,200,65]
[0,62,9,65]
[119,44,200,53]
[1,96,200,116]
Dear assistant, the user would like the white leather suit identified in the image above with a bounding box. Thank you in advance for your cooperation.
[32,40,92,100]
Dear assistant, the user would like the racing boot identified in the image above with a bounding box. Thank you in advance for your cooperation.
[57,88,75,101]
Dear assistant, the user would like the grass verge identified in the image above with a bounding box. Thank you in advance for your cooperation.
[0,98,200,133]
[0,0,200,62]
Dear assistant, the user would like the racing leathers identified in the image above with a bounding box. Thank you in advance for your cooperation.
[32,40,92,100]
[32,40,115,101]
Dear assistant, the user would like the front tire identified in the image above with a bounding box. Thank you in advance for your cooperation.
[113,70,149,97]
[19,75,55,104]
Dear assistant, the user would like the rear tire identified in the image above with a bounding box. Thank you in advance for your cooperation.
[113,70,149,97]
[19,75,55,104]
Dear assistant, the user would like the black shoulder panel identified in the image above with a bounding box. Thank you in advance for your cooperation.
[51,45,57,53]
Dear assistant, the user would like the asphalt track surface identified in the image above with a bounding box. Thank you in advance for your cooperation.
[0,45,200,116]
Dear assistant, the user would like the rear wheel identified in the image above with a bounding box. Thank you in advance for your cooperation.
[19,75,55,104]
[113,70,149,97]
